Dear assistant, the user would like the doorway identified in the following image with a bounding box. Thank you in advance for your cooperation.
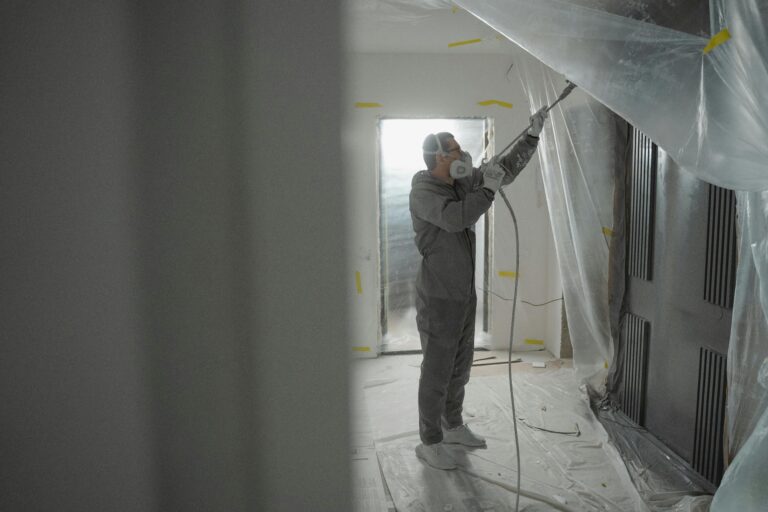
[378,118,493,353]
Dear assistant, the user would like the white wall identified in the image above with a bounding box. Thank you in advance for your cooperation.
[344,52,563,356]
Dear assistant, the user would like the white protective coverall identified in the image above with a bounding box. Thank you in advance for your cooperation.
[409,134,539,444]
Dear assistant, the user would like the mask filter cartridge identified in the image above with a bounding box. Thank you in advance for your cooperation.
[449,151,473,179]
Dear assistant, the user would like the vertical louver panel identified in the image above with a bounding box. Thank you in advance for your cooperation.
[692,347,727,485]
[627,128,657,281]
[704,185,737,309]
[621,313,650,425]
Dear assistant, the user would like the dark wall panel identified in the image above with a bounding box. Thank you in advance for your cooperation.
[626,147,732,472]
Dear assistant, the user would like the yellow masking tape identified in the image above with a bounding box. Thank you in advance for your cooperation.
[602,227,614,237]
[703,28,731,54]
[525,339,545,346]
[354,102,383,108]
[604,360,609,369]
[498,271,518,279]
[448,38,483,48]
[355,271,363,294]
[478,99,514,109]
[352,346,371,352]
[451,6,460,13]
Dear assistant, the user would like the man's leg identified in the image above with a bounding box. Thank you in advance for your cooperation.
[440,295,486,448]
[443,295,476,429]
[416,294,465,445]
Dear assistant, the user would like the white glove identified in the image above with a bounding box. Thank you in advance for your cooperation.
[481,160,505,193]
[527,106,549,137]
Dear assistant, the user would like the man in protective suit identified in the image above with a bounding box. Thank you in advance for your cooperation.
[408,109,548,470]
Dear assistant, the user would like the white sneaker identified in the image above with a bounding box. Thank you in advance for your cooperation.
[415,442,457,470]
[442,424,487,447]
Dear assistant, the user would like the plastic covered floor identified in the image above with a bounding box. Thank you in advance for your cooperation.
[352,352,712,512]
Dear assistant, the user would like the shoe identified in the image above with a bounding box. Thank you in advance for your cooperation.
[442,424,487,447]
[415,442,457,470]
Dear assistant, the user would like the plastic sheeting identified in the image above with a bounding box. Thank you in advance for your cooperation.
[594,406,714,511]
[456,0,768,191]
[355,356,648,511]
[515,54,625,389]
[712,357,768,511]
[724,191,768,458]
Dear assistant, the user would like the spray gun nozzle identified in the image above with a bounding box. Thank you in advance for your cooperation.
[546,81,578,113]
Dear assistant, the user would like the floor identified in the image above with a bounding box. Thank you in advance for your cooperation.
[351,349,648,512]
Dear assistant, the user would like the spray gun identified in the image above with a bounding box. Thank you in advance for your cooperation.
[548,80,578,113]
[490,80,578,162]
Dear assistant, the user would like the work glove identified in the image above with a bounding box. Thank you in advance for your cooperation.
[481,159,505,194]
[527,107,549,137]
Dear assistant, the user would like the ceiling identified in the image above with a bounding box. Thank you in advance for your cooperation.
[344,1,520,54]
[344,0,710,55]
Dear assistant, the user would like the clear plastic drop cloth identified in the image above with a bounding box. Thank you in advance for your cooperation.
[455,0,768,191]
[357,358,648,511]
[593,405,715,511]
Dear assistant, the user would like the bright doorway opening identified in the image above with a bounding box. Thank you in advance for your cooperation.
[378,118,494,353]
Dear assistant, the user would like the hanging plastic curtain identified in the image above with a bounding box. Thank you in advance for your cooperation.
[515,54,624,389]
[711,190,768,511]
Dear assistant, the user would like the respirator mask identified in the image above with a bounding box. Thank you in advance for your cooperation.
[449,151,473,179]
[427,133,474,180]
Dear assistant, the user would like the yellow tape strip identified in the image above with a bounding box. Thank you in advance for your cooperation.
[352,346,371,352]
[478,99,514,109]
[354,102,382,108]
[448,38,483,48]
[703,28,731,54]
[498,271,518,279]
[602,227,614,237]
[525,339,545,346]
[355,271,363,294]
[604,360,609,369]
[451,6,461,13]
